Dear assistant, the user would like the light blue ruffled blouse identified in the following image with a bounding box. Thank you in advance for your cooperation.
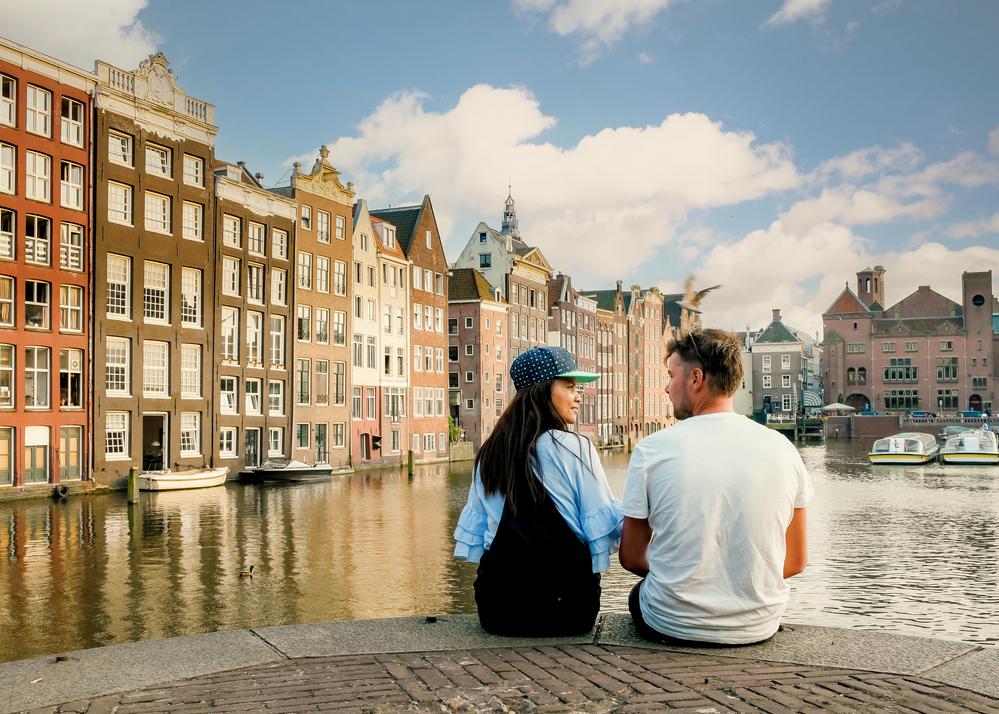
[453,430,624,573]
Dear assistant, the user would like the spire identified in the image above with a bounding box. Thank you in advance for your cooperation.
[501,181,520,239]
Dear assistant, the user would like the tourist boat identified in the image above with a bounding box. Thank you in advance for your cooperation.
[939,425,977,441]
[250,459,334,483]
[868,433,939,464]
[939,429,999,465]
[138,466,229,491]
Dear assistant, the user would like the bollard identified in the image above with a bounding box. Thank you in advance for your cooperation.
[627,437,632,453]
[127,467,139,503]
[407,450,414,475]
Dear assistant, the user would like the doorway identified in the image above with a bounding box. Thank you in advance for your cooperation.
[245,428,261,468]
[59,426,82,480]
[845,393,871,412]
[142,414,167,471]
[969,394,983,412]
[315,424,328,464]
[360,433,369,460]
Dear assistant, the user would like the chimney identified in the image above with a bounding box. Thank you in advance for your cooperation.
[772,308,781,322]
[616,280,622,292]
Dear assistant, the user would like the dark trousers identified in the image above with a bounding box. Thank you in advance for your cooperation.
[628,579,775,648]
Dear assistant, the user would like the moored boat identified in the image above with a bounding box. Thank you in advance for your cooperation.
[250,459,334,483]
[139,466,229,491]
[940,429,999,465]
[868,433,939,464]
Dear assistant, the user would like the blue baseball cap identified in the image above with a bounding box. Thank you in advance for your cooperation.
[510,346,601,391]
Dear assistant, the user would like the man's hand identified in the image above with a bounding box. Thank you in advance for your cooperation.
[784,508,808,579]
[619,517,653,577]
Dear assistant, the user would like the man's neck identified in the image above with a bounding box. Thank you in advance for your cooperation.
[693,395,736,417]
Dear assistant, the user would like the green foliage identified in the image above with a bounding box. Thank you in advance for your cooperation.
[448,414,461,444]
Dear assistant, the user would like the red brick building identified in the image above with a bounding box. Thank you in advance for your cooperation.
[0,38,96,490]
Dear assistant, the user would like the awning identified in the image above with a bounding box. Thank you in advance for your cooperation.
[802,391,822,407]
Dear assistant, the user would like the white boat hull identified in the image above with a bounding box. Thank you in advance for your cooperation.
[940,452,999,465]
[139,467,229,491]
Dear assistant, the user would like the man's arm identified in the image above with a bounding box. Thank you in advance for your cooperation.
[784,508,807,579]
[619,516,653,577]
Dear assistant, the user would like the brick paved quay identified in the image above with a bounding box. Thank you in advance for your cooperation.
[3,615,997,714]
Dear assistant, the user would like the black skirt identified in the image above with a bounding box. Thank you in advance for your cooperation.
[474,488,601,637]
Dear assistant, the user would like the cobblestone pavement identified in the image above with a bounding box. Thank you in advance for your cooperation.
[21,644,998,714]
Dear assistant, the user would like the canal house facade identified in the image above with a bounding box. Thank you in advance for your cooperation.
[0,38,96,488]
[92,54,217,487]
[273,147,354,470]
[213,162,297,471]
[349,200,382,465]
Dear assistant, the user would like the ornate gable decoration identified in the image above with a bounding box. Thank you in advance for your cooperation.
[521,247,553,273]
[135,53,179,108]
[292,146,355,206]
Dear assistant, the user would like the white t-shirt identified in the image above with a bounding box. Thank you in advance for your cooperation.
[622,412,814,644]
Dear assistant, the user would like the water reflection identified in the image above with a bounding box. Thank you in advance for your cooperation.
[2,440,999,663]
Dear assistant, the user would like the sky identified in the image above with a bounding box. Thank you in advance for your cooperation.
[4,0,998,334]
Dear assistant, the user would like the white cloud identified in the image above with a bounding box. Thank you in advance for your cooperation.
[989,127,999,156]
[872,0,903,14]
[298,84,800,279]
[948,213,999,239]
[638,52,654,64]
[0,0,159,72]
[763,0,833,28]
[513,0,682,64]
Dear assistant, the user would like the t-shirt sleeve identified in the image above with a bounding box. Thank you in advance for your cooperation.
[621,444,650,519]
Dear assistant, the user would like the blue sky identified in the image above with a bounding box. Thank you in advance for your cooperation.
[6,0,999,333]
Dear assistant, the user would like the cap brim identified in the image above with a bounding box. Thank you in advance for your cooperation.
[558,371,600,384]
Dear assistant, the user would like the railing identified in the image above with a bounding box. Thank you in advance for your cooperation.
[316,394,329,405]
[185,98,208,122]
[107,69,134,93]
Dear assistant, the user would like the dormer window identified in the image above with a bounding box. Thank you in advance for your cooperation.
[226,166,240,181]
[479,232,487,243]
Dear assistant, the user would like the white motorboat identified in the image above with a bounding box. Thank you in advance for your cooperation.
[868,433,939,464]
[940,429,999,465]
[138,466,229,491]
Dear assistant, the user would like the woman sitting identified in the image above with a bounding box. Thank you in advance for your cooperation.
[453,346,624,636]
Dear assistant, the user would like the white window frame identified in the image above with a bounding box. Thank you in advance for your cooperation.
[142,341,169,396]
[220,307,239,362]
[0,75,14,128]
[183,154,204,186]
[25,279,51,329]
[61,161,84,210]
[143,261,169,324]
[272,229,288,260]
[268,427,284,457]
[181,268,202,327]
[105,412,129,459]
[145,143,171,177]
[316,308,330,345]
[106,337,130,395]
[25,215,51,266]
[335,215,346,241]
[247,311,263,364]
[0,142,14,195]
[782,374,791,388]
[60,284,83,333]
[298,251,312,290]
[333,260,347,296]
[245,378,262,415]
[0,343,13,408]
[26,85,51,137]
[220,376,238,414]
[271,268,287,305]
[108,132,133,166]
[107,254,131,319]
[60,222,83,271]
[182,202,203,241]
[25,151,51,202]
[248,221,265,255]
[25,345,51,408]
[317,210,331,242]
[219,427,238,458]
[144,191,171,234]
[223,215,241,247]
[108,182,132,225]
[181,344,202,398]
[0,208,11,261]
[0,277,12,328]
[270,316,286,367]
[316,256,330,293]
[333,311,347,347]
[763,375,772,388]
[247,263,264,304]
[222,257,240,296]
[301,205,312,230]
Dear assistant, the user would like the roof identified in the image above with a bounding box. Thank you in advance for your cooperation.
[872,317,965,333]
[824,285,870,315]
[375,225,406,261]
[578,289,620,312]
[661,295,685,328]
[448,268,501,303]
[823,329,845,343]
[869,301,883,312]
[370,203,423,255]
[755,319,802,344]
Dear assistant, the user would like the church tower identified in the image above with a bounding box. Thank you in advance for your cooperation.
[501,184,520,239]
[856,265,886,309]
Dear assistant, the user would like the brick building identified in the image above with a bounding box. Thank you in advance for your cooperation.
[0,38,96,488]
[92,54,217,486]
[575,293,598,439]
[349,200,382,464]
[580,282,630,444]
[372,216,409,464]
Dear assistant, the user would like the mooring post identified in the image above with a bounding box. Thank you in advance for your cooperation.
[407,450,414,475]
[127,467,139,503]
[627,438,632,453]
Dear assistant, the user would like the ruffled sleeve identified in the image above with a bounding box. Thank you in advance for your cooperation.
[581,498,624,572]
[453,500,489,563]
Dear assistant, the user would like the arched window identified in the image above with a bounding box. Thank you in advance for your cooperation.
[847,367,856,384]
[857,367,866,385]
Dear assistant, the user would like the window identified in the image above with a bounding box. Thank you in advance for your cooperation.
[270,316,286,367]
[180,268,202,327]
[332,310,347,347]
[936,356,959,381]
[180,344,201,398]
[24,346,50,407]
[782,374,791,388]
[271,269,287,305]
[220,308,238,361]
[141,262,169,323]
[465,344,473,356]
[0,144,12,195]
[480,254,491,269]
[884,389,920,411]
[846,343,866,354]
[883,342,896,353]
[782,394,792,411]
[448,318,458,335]
[145,144,171,177]
[425,346,434,372]
[247,222,264,254]
[497,320,503,336]
[369,300,377,321]
[334,214,346,241]
[352,387,362,419]
[108,182,132,224]
[222,257,240,296]
[247,263,264,303]
[301,205,312,230]
[496,374,504,392]
[414,303,423,330]
[60,285,83,332]
[25,280,50,329]
[109,132,132,165]
[25,215,51,265]
[296,423,311,450]
[426,231,432,249]
[245,378,262,414]
[436,348,444,373]
[60,223,83,270]
[26,85,51,137]
[61,162,84,209]
[938,389,959,411]
[220,377,238,414]
[465,371,474,383]
[106,337,129,394]
[143,341,169,396]
[272,229,288,260]
[315,308,330,345]
[436,308,444,332]
[59,97,85,146]
[424,433,436,452]
[973,376,988,390]
[426,305,433,331]
[364,387,376,420]
[223,215,241,247]
[414,345,423,371]
[367,336,377,369]
[317,210,331,242]
[297,305,311,342]
[414,267,423,291]
[26,152,51,202]
[183,155,203,186]
[331,362,347,407]
[449,345,458,362]
[332,260,347,296]
[397,307,405,336]
[883,358,916,383]
[269,381,284,415]
[763,375,772,388]
[297,359,311,405]
[0,343,12,407]
[313,256,330,293]
[940,340,954,351]
[425,270,433,293]
[0,75,14,127]
[397,347,405,376]
[781,354,791,369]
[353,334,363,367]
[107,254,130,318]
[106,413,128,458]
[268,428,284,457]
[144,192,171,233]
[298,252,312,289]
[360,233,368,251]
[220,427,237,458]
[414,387,423,416]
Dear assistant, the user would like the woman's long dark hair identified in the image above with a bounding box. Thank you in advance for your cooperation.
[475,378,584,513]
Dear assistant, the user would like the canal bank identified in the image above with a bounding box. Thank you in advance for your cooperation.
[1,614,996,713]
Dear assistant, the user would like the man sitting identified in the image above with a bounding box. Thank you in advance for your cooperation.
[620,328,813,645]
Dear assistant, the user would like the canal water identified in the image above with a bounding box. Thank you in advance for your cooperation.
[1,439,998,664]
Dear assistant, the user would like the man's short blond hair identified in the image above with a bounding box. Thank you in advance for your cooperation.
[666,328,744,397]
